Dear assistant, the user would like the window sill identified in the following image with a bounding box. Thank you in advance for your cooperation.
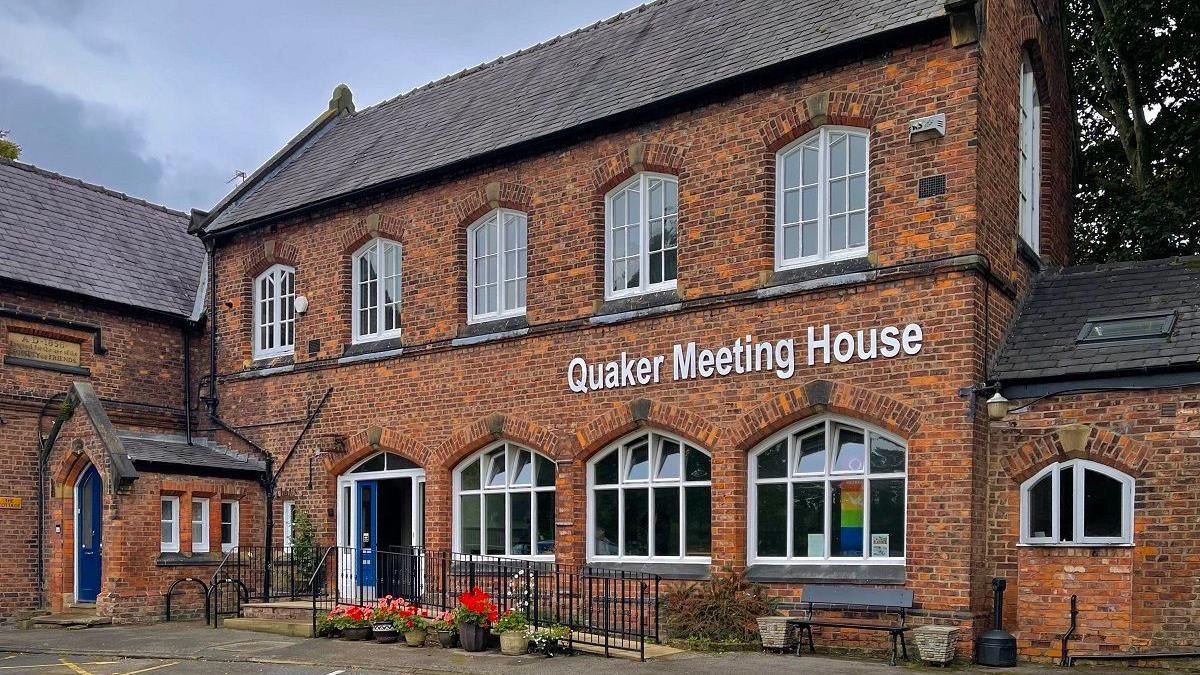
[745,563,905,584]
[458,315,530,340]
[765,256,873,288]
[585,561,710,580]
[591,289,682,324]
[3,356,91,376]
[156,552,223,567]
[1017,237,1043,271]
[341,336,404,360]
[1017,542,1133,548]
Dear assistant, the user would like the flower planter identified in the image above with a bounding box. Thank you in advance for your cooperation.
[341,626,372,641]
[435,629,457,648]
[914,625,960,665]
[372,621,399,644]
[459,622,488,652]
[404,629,428,647]
[499,632,529,656]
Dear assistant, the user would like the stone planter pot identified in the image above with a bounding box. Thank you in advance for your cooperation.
[499,632,529,656]
[435,629,457,648]
[372,621,399,644]
[459,622,488,652]
[341,626,372,641]
[404,629,428,647]
[914,625,960,664]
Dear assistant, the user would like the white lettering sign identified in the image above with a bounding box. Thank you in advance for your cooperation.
[566,324,924,394]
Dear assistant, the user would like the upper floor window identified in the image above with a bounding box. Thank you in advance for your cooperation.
[1021,460,1133,546]
[253,264,295,359]
[777,127,869,269]
[1019,55,1041,254]
[352,239,402,342]
[749,417,905,564]
[468,209,527,323]
[455,442,556,558]
[606,173,678,299]
[282,500,296,549]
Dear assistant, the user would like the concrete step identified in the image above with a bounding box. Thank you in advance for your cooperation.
[241,601,316,622]
[28,613,112,629]
[569,633,683,660]
[222,617,313,638]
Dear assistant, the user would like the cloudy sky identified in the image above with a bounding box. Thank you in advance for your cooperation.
[0,1,633,211]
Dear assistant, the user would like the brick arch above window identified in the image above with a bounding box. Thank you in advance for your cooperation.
[429,413,565,472]
[760,90,883,153]
[591,141,688,194]
[336,212,406,256]
[1002,424,1151,484]
[243,239,301,280]
[569,398,722,462]
[323,425,427,476]
[451,181,533,229]
[729,379,923,453]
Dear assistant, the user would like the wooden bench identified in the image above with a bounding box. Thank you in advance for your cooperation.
[788,585,914,666]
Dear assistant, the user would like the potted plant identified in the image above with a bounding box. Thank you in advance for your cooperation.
[527,624,570,658]
[492,610,530,656]
[370,596,406,644]
[453,587,498,652]
[431,612,458,648]
[326,605,373,641]
[398,609,430,647]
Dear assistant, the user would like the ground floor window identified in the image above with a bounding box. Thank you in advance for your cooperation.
[160,496,179,553]
[282,500,295,549]
[588,430,711,562]
[454,442,556,558]
[1021,459,1134,545]
[221,500,239,553]
[748,416,906,563]
[191,498,210,553]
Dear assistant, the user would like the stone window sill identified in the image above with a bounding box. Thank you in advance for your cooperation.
[765,256,873,289]
[745,563,905,584]
[585,562,710,580]
[156,552,223,567]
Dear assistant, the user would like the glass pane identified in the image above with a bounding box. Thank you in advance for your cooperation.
[849,212,866,248]
[80,481,94,548]
[161,521,172,544]
[594,489,619,555]
[653,487,680,557]
[221,522,232,545]
[685,447,711,481]
[511,449,533,486]
[1028,473,1052,538]
[802,145,819,184]
[1083,469,1123,538]
[193,521,204,544]
[664,249,677,282]
[624,488,649,556]
[460,495,481,554]
[484,493,505,555]
[849,175,866,211]
[756,483,787,557]
[664,215,677,247]
[353,453,386,473]
[849,134,866,174]
[161,499,173,522]
[685,486,711,556]
[830,481,864,557]
[829,132,848,177]
[783,149,802,189]
[830,178,847,212]
[535,455,555,487]
[627,188,640,225]
[829,214,847,251]
[792,483,824,557]
[536,491,555,555]
[486,449,506,487]
[612,193,626,228]
[869,479,904,557]
[461,459,481,491]
[1059,467,1074,542]
[782,224,800,260]
[385,453,418,471]
[656,440,681,480]
[802,186,818,221]
[795,430,826,474]
[870,434,905,473]
[802,221,818,257]
[649,252,662,285]
[649,180,663,219]
[665,180,678,215]
[757,440,788,479]
[783,189,800,223]
[595,451,619,485]
[510,492,532,556]
[833,428,865,473]
[626,439,649,481]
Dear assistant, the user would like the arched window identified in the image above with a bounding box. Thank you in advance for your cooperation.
[588,431,711,562]
[605,173,678,299]
[1020,460,1133,545]
[748,416,905,563]
[253,264,295,359]
[352,239,402,343]
[467,209,527,323]
[1019,54,1041,254]
[454,443,556,558]
[776,127,869,269]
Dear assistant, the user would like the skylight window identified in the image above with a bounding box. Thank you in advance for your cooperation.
[1077,312,1175,343]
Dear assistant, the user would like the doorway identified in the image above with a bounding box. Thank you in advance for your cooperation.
[74,465,102,603]
[336,452,425,601]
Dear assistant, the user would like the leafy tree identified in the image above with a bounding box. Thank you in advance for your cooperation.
[290,506,320,592]
[1068,0,1200,262]
[0,130,19,160]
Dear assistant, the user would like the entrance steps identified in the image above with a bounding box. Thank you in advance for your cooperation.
[25,606,111,630]
[222,601,315,638]
[222,617,313,638]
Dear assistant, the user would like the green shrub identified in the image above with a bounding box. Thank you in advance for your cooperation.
[662,567,776,643]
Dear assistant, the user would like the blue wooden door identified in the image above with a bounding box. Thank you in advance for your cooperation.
[357,481,377,591]
[76,466,102,602]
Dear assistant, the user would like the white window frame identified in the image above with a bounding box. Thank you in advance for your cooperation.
[466,209,528,324]
[220,500,239,553]
[351,238,403,344]
[191,498,210,554]
[1019,460,1134,546]
[1019,54,1041,254]
[453,442,556,561]
[747,416,906,565]
[252,264,296,359]
[282,500,295,550]
[775,127,870,271]
[160,496,180,554]
[604,172,679,300]
[586,430,712,564]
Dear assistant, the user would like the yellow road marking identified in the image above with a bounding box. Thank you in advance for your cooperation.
[0,662,115,671]
[58,658,95,675]
[118,663,179,675]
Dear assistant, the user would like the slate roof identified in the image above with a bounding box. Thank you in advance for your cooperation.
[120,435,266,475]
[0,158,204,317]
[990,257,1200,383]
[204,0,947,232]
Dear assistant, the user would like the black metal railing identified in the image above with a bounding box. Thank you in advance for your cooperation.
[308,546,660,659]
[210,544,325,626]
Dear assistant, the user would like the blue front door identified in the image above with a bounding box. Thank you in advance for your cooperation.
[76,466,102,603]
[357,481,377,590]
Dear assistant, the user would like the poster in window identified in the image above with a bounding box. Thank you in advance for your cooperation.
[870,533,890,557]
[807,533,824,557]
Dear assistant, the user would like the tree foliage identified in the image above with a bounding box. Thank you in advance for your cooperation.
[1069,0,1200,262]
[0,130,19,160]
